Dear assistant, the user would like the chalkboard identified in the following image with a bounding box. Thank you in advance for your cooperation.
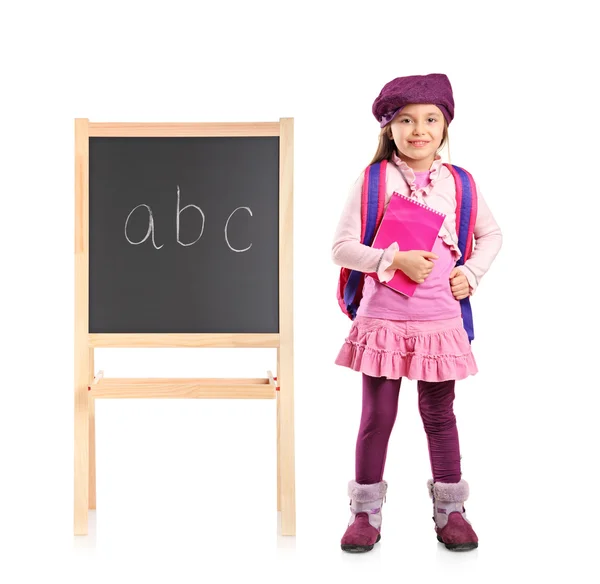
[89,136,280,333]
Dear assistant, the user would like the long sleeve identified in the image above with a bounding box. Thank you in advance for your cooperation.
[456,186,503,295]
[331,170,399,282]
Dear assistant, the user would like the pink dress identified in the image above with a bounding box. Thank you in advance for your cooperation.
[335,168,479,382]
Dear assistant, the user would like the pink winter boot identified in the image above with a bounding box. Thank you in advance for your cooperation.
[340,480,388,553]
[427,478,479,551]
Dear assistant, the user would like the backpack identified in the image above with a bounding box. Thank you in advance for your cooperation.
[336,159,478,343]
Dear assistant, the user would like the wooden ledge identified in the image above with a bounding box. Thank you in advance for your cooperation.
[87,333,279,348]
[88,377,276,399]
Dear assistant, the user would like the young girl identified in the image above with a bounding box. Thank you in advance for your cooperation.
[332,73,502,553]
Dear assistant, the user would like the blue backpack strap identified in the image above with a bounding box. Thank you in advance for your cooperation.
[445,164,477,343]
[343,161,386,318]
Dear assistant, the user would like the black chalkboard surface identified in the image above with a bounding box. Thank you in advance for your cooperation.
[89,136,280,333]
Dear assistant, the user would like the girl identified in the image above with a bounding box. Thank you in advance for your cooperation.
[331,73,502,553]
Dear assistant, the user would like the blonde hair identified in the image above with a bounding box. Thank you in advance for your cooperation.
[368,119,450,166]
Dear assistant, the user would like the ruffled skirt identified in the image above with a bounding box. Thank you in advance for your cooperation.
[335,315,478,382]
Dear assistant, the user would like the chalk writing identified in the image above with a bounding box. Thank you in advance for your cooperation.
[124,185,253,252]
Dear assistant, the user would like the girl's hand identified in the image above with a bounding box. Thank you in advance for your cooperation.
[449,267,471,300]
[394,250,438,283]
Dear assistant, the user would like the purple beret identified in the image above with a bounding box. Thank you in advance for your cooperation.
[372,73,455,127]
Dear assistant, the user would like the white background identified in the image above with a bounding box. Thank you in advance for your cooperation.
[1,1,599,582]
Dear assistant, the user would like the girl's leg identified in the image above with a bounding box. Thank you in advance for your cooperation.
[355,374,402,484]
[417,379,461,483]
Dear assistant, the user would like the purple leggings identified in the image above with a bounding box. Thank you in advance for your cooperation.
[356,373,461,484]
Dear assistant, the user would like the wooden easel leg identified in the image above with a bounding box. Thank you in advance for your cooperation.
[276,350,282,512]
[89,349,96,510]
[278,116,295,535]
[279,352,296,536]
[74,354,90,535]
[74,118,90,535]
[277,391,282,511]
[89,395,96,510]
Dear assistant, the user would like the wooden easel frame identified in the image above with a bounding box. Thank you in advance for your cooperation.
[74,119,295,535]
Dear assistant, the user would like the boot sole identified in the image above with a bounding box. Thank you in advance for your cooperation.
[436,534,478,551]
[341,534,381,553]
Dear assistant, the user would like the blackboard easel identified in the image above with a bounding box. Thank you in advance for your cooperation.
[74,119,295,536]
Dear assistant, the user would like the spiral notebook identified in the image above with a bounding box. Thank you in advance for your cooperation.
[371,192,446,297]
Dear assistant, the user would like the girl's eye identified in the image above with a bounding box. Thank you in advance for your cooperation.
[428,118,437,123]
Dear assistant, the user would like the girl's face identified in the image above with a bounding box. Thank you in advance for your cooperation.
[389,103,445,170]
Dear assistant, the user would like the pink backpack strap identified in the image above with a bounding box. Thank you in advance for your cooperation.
[444,163,479,343]
[444,163,478,262]
[360,160,387,242]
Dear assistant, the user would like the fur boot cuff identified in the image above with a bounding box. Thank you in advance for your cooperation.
[427,478,469,503]
[348,480,388,503]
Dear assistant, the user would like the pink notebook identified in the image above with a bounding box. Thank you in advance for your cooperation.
[371,192,446,297]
